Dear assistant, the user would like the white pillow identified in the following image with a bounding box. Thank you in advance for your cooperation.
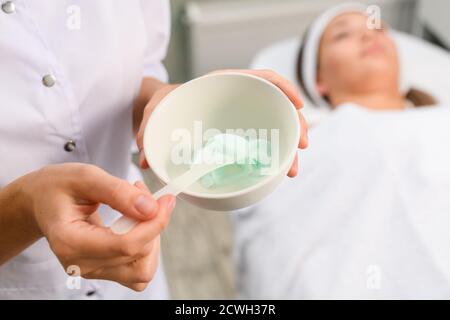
[250,31,450,125]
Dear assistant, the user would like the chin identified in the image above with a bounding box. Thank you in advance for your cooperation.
[360,58,395,75]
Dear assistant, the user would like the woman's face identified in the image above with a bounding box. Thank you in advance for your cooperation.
[317,12,399,104]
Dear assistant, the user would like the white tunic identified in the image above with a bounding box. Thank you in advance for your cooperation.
[0,0,171,299]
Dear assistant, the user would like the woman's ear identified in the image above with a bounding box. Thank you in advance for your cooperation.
[317,82,328,96]
[316,73,329,97]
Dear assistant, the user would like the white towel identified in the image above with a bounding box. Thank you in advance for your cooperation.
[231,104,450,299]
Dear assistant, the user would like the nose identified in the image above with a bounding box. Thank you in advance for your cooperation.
[361,27,379,43]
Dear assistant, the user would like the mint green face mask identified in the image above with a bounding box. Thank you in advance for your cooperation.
[192,133,272,189]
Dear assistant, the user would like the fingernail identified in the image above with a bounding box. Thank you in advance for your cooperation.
[139,151,145,167]
[167,197,176,212]
[134,194,157,217]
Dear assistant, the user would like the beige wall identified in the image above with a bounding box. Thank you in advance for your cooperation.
[164,0,418,82]
[164,0,192,83]
[165,0,293,83]
[417,0,450,47]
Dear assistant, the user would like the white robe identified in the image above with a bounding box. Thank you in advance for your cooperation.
[231,103,450,299]
[0,0,170,299]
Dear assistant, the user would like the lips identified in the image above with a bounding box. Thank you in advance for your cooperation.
[362,42,386,57]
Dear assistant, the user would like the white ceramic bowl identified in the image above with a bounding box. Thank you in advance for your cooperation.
[143,72,300,211]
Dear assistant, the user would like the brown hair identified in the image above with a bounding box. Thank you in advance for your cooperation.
[405,88,437,107]
[296,31,437,108]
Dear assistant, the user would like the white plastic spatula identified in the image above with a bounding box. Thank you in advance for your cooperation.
[110,160,233,235]
[110,134,251,235]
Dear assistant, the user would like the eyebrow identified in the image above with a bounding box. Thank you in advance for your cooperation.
[333,19,349,27]
[330,19,351,30]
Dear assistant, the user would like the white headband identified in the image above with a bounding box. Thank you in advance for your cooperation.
[301,3,368,108]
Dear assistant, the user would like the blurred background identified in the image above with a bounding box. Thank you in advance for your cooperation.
[165,0,449,83]
[140,0,449,299]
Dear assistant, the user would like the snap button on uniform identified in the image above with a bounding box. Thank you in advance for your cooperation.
[42,74,56,87]
[2,1,15,14]
[64,140,76,152]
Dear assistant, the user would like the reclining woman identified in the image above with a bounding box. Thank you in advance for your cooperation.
[231,3,450,299]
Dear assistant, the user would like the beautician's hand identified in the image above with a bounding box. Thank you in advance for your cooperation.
[137,69,308,177]
[5,163,175,291]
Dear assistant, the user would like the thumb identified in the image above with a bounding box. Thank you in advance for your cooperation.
[74,165,159,221]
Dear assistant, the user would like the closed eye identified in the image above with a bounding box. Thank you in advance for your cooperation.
[333,31,350,41]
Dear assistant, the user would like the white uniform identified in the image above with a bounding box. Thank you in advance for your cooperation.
[0,0,171,299]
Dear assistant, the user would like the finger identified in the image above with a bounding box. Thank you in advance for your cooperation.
[54,166,161,260]
[73,240,156,275]
[54,219,126,261]
[84,255,157,285]
[73,165,159,221]
[134,180,148,192]
[120,195,175,246]
[87,211,104,227]
[136,105,154,155]
[136,84,179,155]
[84,238,160,285]
[298,111,309,149]
[139,150,149,169]
[133,181,156,219]
[287,153,298,178]
[66,194,172,261]
[119,282,149,292]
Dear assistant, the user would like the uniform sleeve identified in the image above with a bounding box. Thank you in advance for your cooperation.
[140,0,171,82]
